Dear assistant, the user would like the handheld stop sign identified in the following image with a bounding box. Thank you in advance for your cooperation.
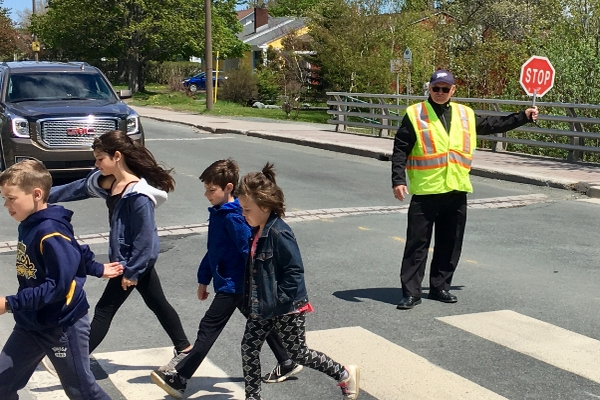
[520,56,555,107]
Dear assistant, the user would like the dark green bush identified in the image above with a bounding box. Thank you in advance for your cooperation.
[256,68,281,103]
[219,67,258,105]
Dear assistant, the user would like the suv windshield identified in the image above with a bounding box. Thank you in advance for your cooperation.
[6,72,117,103]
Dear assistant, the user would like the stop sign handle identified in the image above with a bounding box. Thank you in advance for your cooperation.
[532,89,537,107]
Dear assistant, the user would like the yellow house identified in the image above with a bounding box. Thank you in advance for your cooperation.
[223,8,309,72]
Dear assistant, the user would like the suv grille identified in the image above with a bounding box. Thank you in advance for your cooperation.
[38,118,118,148]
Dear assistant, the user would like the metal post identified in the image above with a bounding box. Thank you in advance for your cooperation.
[406,70,411,106]
[213,51,219,104]
[32,0,38,61]
[395,73,399,126]
[204,0,213,111]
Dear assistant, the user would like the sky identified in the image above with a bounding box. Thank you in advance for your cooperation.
[4,0,27,23]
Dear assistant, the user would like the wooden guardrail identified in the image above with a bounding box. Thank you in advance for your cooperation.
[326,92,600,162]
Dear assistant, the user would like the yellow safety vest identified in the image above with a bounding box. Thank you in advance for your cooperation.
[405,101,477,194]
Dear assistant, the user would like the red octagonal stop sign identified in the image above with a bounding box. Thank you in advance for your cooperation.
[520,56,555,97]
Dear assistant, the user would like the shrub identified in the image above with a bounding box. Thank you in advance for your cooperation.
[145,61,202,85]
[256,68,281,104]
[219,67,258,105]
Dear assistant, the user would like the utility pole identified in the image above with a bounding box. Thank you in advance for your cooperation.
[204,0,213,111]
[32,0,39,61]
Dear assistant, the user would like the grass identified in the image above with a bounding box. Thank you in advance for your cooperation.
[127,88,330,124]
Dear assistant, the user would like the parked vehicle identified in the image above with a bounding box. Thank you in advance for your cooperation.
[182,71,227,92]
[0,61,144,177]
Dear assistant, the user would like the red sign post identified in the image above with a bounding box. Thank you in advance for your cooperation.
[520,56,555,106]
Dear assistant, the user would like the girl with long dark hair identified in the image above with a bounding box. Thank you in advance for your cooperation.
[48,130,191,363]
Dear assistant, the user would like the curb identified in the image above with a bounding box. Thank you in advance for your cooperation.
[140,115,598,197]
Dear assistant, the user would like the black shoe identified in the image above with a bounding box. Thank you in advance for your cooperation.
[396,296,422,309]
[428,289,458,303]
[263,362,303,383]
[151,369,187,399]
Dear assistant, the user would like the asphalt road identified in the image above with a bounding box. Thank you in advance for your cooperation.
[1,119,600,400]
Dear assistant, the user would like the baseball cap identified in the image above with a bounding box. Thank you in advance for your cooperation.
[429,69,454,86]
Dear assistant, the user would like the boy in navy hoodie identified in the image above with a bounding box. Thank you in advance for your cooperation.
[0,160,112,400]
[151,159,301,399]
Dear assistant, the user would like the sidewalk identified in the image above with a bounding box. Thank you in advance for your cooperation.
[131,106,600,197]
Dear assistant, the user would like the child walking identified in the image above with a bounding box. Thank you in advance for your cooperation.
[0,160,111,400]
[236,163,360,400]
[48,130,191,361]
[151,159,301,399]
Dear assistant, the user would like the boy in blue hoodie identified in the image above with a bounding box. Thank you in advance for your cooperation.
[151,159,301,399]
[0,160,113,400]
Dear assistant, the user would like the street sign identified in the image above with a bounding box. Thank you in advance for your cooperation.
[390,59,403,74]
[403,47,412,64]
[31,41,41,52]
[520,56,555,97]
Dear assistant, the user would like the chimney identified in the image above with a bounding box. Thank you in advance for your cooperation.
[254,7,269,33]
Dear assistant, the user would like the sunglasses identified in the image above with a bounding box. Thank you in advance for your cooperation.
[431,86,451,93]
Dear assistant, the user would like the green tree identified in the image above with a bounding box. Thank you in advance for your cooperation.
[0,1,21,60]
[32,0,246,92]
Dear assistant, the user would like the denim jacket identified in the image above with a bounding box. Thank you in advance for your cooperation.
[49,169,167,281]
[243,212,308,319]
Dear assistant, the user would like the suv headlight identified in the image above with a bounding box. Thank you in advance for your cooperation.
[126,115,139,135]
[11,118,30,138]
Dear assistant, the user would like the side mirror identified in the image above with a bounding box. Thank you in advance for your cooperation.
[119,89,133,99]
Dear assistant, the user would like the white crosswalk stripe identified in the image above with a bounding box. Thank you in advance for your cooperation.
[20,310,600,399]
[437,310,600,384]
[26,347,245,399]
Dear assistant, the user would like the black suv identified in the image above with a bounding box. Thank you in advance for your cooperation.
[0,61,144,176]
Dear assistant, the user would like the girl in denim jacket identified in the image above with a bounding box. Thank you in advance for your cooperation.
[237,162,360,400]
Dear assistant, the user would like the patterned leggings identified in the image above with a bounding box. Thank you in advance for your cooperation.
[241,312,346,398]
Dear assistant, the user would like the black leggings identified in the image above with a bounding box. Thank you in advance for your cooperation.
[89,266,190,353]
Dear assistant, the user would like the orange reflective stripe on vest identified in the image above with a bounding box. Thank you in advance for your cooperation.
[411,103,436,155]
[406,153,447,170]
[456,104,472,153]
[448,150,472,168]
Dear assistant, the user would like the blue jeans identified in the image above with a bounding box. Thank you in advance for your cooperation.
[0,314,110,400]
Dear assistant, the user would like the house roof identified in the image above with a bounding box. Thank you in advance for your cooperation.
[240,17,307,47]
[236,9,254,20]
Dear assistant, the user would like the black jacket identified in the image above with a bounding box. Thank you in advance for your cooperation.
[391,97,532,187]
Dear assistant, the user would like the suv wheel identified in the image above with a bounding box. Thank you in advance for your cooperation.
[188,84,198,92]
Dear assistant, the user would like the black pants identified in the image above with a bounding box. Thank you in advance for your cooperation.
[176,292,290,379]
[89,266,190,353]
[400,191,467,297]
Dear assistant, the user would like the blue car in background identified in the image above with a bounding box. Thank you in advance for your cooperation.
[182,71,226,92]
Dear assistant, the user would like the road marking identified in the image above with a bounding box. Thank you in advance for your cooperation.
[0,194,547,254]
[358,226,371,231]
[23,317,600,399]
[577,198,600,205]
[145,137,235,141]
[25,327,508,400]
[437,310,600,384]
[26,347,244,399]
[306,326,508,400]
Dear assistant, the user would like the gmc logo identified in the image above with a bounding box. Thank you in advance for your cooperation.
[66,127,95,135]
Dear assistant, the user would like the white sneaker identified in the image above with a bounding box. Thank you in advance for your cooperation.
[40,355,58,377]
[337,365,360,399]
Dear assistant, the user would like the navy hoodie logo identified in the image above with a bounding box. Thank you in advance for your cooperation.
[16,242,37,279]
